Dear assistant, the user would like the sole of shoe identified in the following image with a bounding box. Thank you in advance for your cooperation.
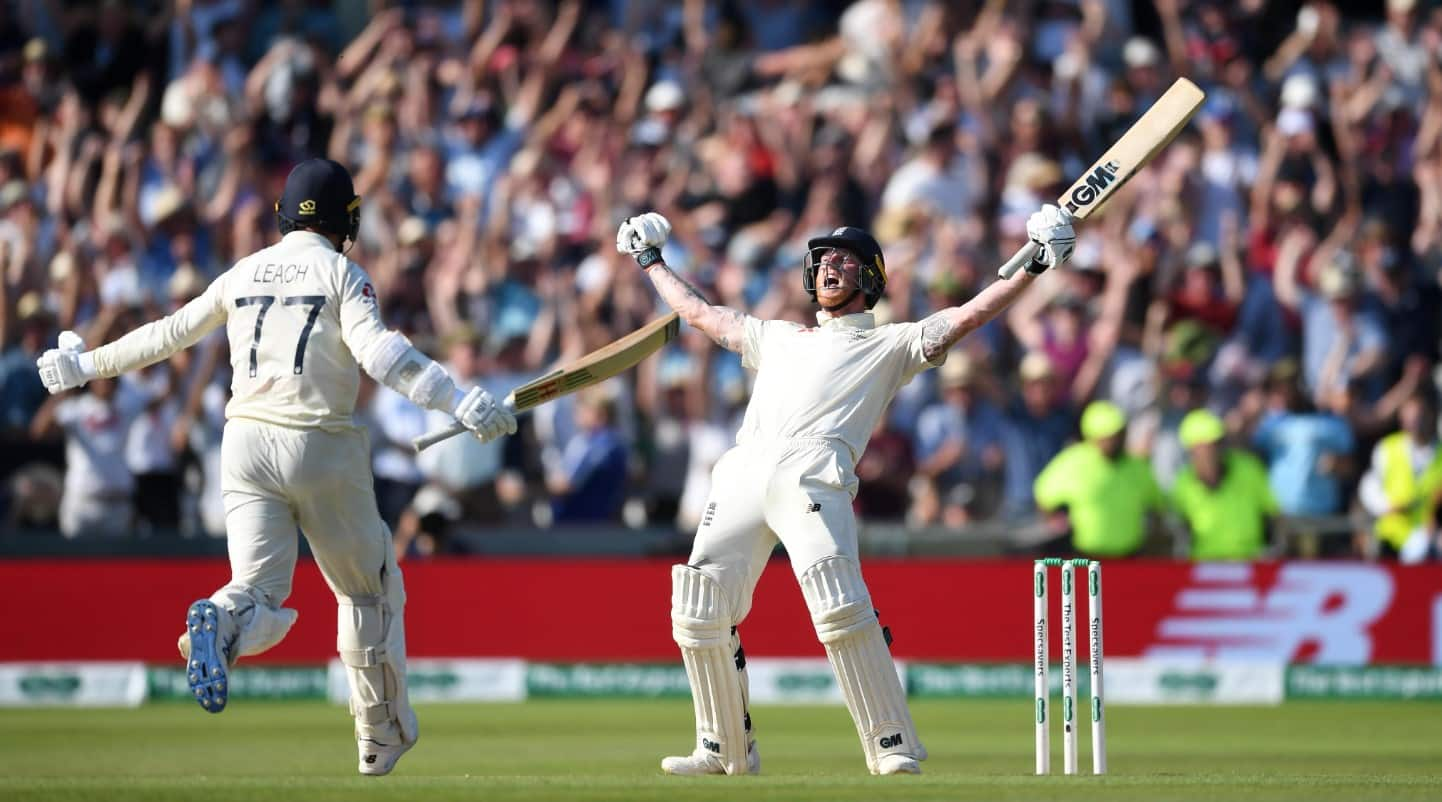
[185,600,228,714]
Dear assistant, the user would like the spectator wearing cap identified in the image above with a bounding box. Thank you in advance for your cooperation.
[1034,401,1164,558]
[1170,408,1277,561]
[912,354,1003,524]
[1277,249,1389,401]
[1251,359,1356,517]
[1358,392,1442,562]
[998,352,1076,519]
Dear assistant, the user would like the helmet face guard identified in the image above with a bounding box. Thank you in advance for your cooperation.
[803,247,884,304]
[802,227,887,310]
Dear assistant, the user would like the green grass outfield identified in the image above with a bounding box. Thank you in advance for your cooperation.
[1,699,1438,802]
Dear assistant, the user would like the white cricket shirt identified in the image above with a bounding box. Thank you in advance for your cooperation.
[736,311,943,462]
[89,231,394,431]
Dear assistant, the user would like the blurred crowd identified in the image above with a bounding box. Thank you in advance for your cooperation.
[2,0,1442,562]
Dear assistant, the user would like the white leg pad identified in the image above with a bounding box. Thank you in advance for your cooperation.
[337,569,416,745]
[799,556,921,772]
[671,565,750,775]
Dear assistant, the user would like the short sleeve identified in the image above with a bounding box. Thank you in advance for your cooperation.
[902,321,945,377]
[741,316,768,370]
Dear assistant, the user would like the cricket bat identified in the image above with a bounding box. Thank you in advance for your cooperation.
[998,77,1206,279]
[411,312,681,452]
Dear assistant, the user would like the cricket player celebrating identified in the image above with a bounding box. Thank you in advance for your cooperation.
[35,159,517,775]
[618,206,1075,775]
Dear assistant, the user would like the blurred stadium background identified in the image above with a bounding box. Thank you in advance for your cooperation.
[0,0,1440,796]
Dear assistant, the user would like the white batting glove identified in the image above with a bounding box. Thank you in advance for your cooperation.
[36,330,93,395]
[1025,204,1077,273]
[615,212,671,268]
[452,386,517,442]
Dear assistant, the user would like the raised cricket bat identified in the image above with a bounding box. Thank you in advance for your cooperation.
[998,77,1206,279]
[411,312,681,452]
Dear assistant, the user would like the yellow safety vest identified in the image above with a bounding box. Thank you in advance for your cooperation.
[1376,432,1442,549]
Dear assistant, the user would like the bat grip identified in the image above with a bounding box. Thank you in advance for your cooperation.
[997,242,1041,279]
[411,396,517,453]
[411,421,466,452]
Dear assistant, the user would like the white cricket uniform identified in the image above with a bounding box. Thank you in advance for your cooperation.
[87,230,418,744]
[691,311,941,613]
[670,309,941,774]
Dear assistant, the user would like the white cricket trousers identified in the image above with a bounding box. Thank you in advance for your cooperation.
[687,438,861,619]
[214,418,415,740]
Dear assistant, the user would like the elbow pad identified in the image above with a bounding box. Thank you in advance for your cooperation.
[360,331,459,412]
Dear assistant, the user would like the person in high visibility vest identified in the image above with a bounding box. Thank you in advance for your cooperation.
[1169,409,1278,560]
[1034,400,1164,557]
[1358,392,1442,562]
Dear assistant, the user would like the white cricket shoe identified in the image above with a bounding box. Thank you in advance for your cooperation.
[358,736,415,776]
[661,741,760,775]
[874,754,922,775]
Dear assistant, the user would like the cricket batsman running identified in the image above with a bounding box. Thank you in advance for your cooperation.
[35,159,517,775]
[618,205,1075,775]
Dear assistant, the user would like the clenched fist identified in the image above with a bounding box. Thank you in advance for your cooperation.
[616,212,671,268]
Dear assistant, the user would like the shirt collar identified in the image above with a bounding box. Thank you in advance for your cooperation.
[282,230,339,251]
[815,311,875,330]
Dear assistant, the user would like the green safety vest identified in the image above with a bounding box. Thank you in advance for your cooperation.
[1376,432,1442,549]
[1034,442,1163,557]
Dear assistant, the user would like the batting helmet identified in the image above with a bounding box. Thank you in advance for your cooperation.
[803,226,887,310]
[276,159,361,246]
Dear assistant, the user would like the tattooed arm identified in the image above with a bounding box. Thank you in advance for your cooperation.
[644,261,747,354]
[919,273,1039,362]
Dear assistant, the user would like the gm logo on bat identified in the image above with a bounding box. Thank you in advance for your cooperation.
[1064,160,1121,213]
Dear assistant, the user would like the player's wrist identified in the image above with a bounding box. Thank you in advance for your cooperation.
[446,386,468,415]
[76,352,98,380]
[635,247,663,269]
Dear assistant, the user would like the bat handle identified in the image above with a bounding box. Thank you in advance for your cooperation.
[412,421,466,452]
[411,395,517,453]
[997,242,1041,279]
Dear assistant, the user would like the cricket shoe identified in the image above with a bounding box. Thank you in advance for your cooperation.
[182,600,232,714]
[358,736,415,776]
[873,754,922,775]
[661,741,760,775]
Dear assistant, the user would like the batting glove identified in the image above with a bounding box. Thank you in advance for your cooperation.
[616,212,671,269]
[452,386,517,442]
[36,330,93,395]
[1025,204,1077,273]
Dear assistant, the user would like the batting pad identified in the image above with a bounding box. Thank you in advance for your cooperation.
[671,565,750,775]
[337,567,417,745]
[799,556,922,771]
